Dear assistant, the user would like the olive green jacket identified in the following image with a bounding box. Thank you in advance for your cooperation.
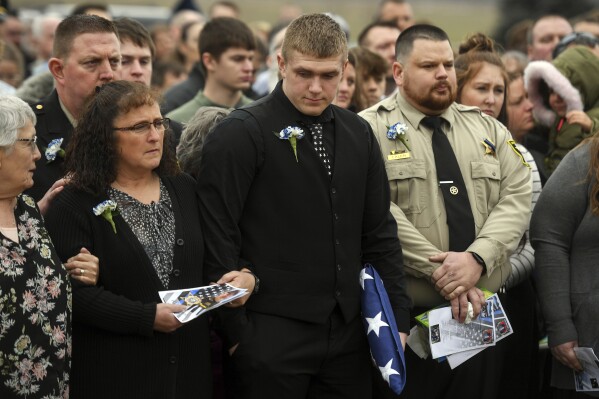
[525,46,599,175]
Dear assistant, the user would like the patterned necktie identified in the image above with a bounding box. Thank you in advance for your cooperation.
[421,116,475,252]
[309,123,332,177]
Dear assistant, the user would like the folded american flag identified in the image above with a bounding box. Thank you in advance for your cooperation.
[360,264,406,395]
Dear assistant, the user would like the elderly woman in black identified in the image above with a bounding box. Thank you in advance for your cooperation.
[44,81,254,398]
[0,94,98,397]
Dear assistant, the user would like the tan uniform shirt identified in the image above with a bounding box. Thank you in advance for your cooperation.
[360,92,532,307]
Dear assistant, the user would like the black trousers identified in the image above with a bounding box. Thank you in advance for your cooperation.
[231,308,372,399]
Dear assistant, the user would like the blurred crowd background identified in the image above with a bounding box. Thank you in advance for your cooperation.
[8,0,599,50]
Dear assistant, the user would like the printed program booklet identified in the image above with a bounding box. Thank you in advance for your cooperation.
[574,347,599,393]
[428,301,496,359]
[159,283,247,323]
[446,294,514,368]
[412,291,513,368]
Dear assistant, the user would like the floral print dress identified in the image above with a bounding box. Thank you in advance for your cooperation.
[0,194,72,398]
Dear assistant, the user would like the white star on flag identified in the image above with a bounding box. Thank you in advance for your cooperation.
[366,311,389,336]
[379,358,400,383]
[361,264,406,394]
[360,269,374,289]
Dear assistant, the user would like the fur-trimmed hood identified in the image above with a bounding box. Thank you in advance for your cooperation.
[524,46,599,126]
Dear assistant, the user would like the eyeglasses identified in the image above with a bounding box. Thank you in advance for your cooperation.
[15,136,38,151]
[553,32,599,58]
[113,118,170,134]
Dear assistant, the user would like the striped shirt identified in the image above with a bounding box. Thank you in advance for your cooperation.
[504,143,542,289]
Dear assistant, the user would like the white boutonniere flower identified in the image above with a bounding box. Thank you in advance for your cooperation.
[45,138,65,163]
[386,122,410,151]
[93,200,118,234]
[275,126,305,162]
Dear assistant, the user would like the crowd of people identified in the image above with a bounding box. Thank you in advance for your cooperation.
[1,0,599,398]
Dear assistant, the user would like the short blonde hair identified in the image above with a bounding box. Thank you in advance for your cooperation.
[281,13,347,63]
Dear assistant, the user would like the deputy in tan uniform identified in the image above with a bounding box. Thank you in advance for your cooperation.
[360,24,531,399]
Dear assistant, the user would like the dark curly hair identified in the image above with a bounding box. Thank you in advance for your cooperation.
[65,80,179,196]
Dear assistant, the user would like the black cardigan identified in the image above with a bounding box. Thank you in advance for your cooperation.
[45,173,212,399]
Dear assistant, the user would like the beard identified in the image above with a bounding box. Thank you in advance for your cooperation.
[403,74,456,112]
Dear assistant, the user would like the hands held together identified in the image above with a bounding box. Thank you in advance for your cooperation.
[430,251,486,322]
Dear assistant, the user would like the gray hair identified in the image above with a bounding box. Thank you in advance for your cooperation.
[0,95,36,149]
[177,106,232,179]
[31,14,63,39]
[501,50,529,74]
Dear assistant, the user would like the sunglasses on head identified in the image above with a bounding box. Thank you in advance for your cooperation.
[553,31,599,58]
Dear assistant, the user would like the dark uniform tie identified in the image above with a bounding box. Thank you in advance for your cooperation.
[421,116,475,252]
[309,123,332,177]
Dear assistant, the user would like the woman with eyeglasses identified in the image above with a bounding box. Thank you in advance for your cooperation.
[43,81,255,398]
[0,95,99,397]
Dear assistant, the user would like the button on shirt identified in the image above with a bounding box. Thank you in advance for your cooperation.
[360,92,532,307]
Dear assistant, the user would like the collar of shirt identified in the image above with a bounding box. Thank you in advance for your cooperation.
[58,96,77,128]
[193,90,252,109]
[272,80,335,127]
[390,91,457,132]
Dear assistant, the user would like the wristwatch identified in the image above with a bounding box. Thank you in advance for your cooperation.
[470,252,487,273]
[242,270,260,294]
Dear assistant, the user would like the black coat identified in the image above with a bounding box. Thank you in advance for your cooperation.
[28,90,73,201]
[44,174,212,399]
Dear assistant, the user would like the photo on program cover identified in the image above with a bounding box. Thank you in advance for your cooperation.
[487,293,513,341]
[159,283,247,323]
[429,301,495,359]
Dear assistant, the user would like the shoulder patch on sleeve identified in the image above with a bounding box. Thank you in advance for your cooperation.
[507,139,531,168]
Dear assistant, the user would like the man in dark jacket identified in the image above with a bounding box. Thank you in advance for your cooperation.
[28,14,120,201]
[197,13,411,399]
